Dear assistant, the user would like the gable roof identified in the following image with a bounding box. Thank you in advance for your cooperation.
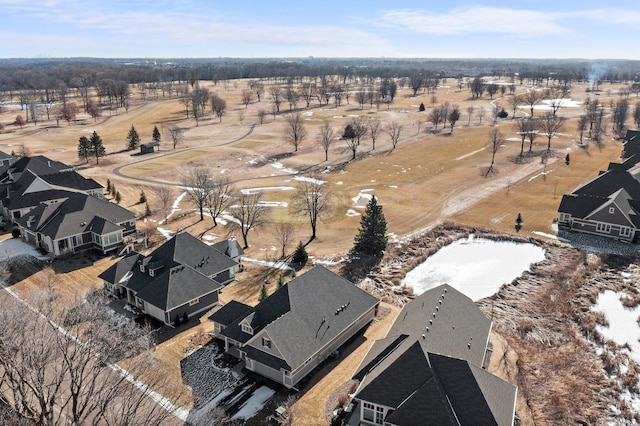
[16,192,134,240]
[209,300,253,327]
[100,233,239,312]
[352,284,515,426]
[0,156,71,182]
[210,237,244,259]
[222,266,379,371]
[558,153,640,227]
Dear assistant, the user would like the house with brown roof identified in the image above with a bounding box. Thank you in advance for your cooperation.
[209,266,379,389]
[346,284,517,426]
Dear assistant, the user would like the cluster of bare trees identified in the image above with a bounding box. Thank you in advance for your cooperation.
[0,278,178,425]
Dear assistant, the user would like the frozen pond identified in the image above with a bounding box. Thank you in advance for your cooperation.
[592,290,640,365]
[402,236,545,301]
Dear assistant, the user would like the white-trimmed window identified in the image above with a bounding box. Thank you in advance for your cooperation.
[559,213,571,222]
[189,298,199,306]
[241,323,253,334]
[621,227,632,237]
[362,402,384,425]
[609,207,615,214]
[596,223,611,233]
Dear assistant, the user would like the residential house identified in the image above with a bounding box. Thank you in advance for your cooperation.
[0,151,16,168]
[99,232,239,326]
[348,284,517,426]
[0,170,103,222]
[0,155,73,183]
[16,192,136,257]
[558,132,640,242]
[209,266,379,389]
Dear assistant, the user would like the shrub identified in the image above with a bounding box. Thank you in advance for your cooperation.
[292,242,308,266]
[419,102,425,112]
[11,227,20,238]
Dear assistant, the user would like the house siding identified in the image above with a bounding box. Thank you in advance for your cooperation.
[570,218,636,242]
[166,290,219,325]
[588,205,633,227]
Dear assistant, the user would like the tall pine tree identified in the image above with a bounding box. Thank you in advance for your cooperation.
[353,195,388,256]
[77,136,92,163]
[126,125,140,150]
[90,131,106,165]
[152,125,161,144]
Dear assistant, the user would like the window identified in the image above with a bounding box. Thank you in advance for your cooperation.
[241,323,253,334]
[596,223,611,233]
[362,403,384,425]
[621,227,632,237]
[609,207,615,214]
[262,337,271,348]
[363,403,375,422]
[189,298,199,306]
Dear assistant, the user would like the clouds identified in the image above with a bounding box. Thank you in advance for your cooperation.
[0,2,639,58]
[375,7,571,37]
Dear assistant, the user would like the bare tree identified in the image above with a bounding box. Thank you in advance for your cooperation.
[486,128,504,176]
[166,125,184,149]
[233,191,267,248]
[466,105,474,126]
[269,86,283,113]
[0,288,176,426]
[154,186,175,224]
[292,174,331,241]
[211,94,226,122]
[368,118,381,150]
[343,117,367,160]
[509,94,521,119]
[257,109,267,125]
[385,121,403,150]
[522,89,543,117]
[539,115,565,152]
[206,176,232,227]
[429,107,442,130]
[318,121,334,161]
[612,99,629,138]
[241,89,253,108]
[448,104,460,134]
[273,222,295,258]
[515,118,537,160]
[284,112,308,152]
[577,115,589,145]
[634,103,640,128]
[477,106,486,125]
[182,168,213,221]
[486,83,498,99]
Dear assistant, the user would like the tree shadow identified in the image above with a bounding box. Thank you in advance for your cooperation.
[340,251,383,284]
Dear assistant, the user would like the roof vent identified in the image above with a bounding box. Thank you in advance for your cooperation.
[429,319,433,325]
[422,334,425,339]
[432,312,436,318]
[467,343,471,349]
[425,327,429,332]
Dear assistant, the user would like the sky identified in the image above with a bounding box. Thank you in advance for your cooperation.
[2,0,640,59]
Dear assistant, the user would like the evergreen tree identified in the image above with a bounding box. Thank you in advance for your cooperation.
[77,136,92,163]
[145,202,152,217]
[292,242,308,266]
[419,102,426,112]
[139,190,147,204]
[353,195,388,256]
[89,131,106,164]
[111,184,117,197]
[126,125,140,150]
[115,191,122,204]
[277,275,284,290]
[106,179,112,195]
[152,125,161,144]
[259,283,268,302]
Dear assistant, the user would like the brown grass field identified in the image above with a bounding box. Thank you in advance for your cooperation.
[0,78,632,424]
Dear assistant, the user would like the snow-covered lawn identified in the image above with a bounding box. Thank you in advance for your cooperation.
[402,236,545,300]
[592,290,640,365]
[230,386,276,421]
[0,238,50,261]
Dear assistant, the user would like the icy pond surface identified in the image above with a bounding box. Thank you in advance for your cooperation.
[402,236,545,301]
[592,290,640,365]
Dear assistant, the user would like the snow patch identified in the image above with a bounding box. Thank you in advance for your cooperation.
[592,290,640,365]
[241,186,294,194]
[230,386,276,421]
[346,209,361,217]
[293,176,326,185]
[402,237,545,301]
[242,258,293,271]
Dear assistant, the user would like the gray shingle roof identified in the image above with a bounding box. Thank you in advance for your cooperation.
[16,192,133,240]
[208,300,253,327]
[100,233,239,312]
[221,266,379,372]
[352,285,515,426]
